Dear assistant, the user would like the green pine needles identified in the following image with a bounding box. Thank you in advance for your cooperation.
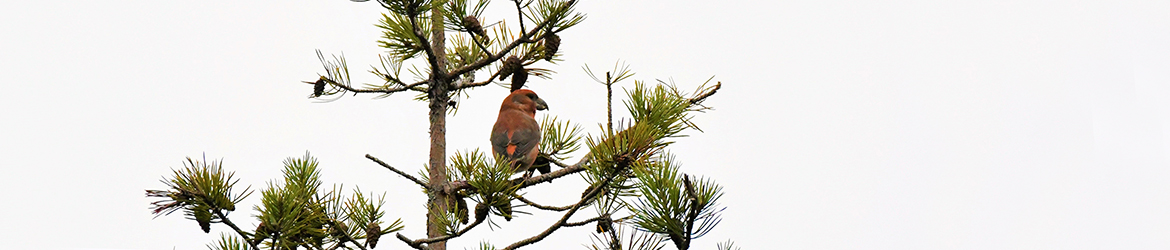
[151,154,405,250]
[632,155,725,250]
[147,156,251,234]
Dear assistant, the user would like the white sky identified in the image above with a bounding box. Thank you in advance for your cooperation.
[2,1,1169,249]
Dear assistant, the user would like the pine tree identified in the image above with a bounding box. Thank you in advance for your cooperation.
[146,1,730,250]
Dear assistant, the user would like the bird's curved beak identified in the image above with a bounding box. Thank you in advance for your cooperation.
[535,98,549,111]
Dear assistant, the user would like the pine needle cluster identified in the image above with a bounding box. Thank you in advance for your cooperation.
[147,156,250,233]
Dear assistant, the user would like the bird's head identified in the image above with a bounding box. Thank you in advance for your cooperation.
[505,89,549,114]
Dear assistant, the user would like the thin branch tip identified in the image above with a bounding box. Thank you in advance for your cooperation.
[366,154,429,188]
[689,81,721,105]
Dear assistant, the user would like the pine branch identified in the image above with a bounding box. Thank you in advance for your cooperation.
[606,72,613,132]
[512,0,528,33]
[562,215,608,227]
[326,229,369,250]
[396,233,432,250]
[366,154,429,188]
[448,69,500,91]
[682,175,700,250]
[446,1,571,80]
[211,210,260,250]
[404,8,444,79]
[447,154,589,193]
[515,154,587,188]
[470,32,494,58]
[688,81,721,105]
[546,157,575,169]
[394,209,486,249]
[498,160,622,250]
[514,194,571,211]
[308,77,428,95]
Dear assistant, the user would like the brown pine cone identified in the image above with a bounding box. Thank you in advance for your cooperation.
[252,222,270,245]
[495,201,513,221]
[543,33,560,61]
[456,196,470,224]
[366,222,381,248]
[331,220,349,238]
[462,15,486,37]
[511,67,528,92]
[312,78,326,97]
[194,209,212,233]
[474,203,489,223]
[595,217,613,233]
[499,56,521,81]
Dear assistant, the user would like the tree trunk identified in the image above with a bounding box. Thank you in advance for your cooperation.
[425,8,450,250]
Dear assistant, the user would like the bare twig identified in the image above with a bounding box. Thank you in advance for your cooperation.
[517,154,590,188]
[329,229,369,250]
[563,215,608,227]
[450,68,501,90]
[514,195,571,211]
[606,72,613,132]
[470,33,495,58]
[396,233,432,250]
[512,0,528,33]
[688,81,721,105]
[404,10,444,79]
[682,175,700,250]
[546,157,574,169]
[366,154,429,188]
[397,211,486,247]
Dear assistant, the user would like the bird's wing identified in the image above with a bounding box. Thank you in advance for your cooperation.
[490,122,510,159]
[508,118,541,161]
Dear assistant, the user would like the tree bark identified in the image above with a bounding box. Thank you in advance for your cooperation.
[425,7,450,250]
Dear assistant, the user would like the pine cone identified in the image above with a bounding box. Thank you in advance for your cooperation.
[533,155,551,174]
[312,78,326,97]
[331,220,349,238]
[366,222,381,249]
[253,222,270,246]
[456,196,470,224]
[193,208,212,233]
[543,33,560,61]
[595,217,613,233]
[462,15,486,37]
[494,201,513,221]
[511,67,528,92]
[474,203,489,222]
[498,56,521,81]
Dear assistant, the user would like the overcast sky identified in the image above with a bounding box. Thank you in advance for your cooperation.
[2,1,1170,249]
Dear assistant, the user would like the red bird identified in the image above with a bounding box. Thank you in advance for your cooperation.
[491,89,549,176]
